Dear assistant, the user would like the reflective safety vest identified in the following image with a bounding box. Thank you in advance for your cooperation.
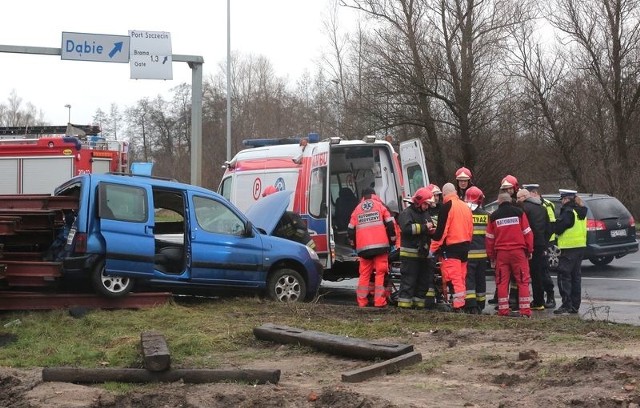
[349,197,394,256]
[468,211,488,260]
[542,198,557,242]
[558,210,587,249]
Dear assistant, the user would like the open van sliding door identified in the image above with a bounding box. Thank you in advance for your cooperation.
[307,142,332,270]
[399,139,429,205]
[98,182,156,278]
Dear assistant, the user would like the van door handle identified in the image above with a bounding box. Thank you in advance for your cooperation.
[145,225,154,234]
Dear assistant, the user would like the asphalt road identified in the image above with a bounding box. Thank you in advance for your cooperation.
[321,251,640,326]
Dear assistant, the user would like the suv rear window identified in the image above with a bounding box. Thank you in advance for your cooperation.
[586,198,631,219]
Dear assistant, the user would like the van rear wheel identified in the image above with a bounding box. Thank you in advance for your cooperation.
[91,261,134,298]
[267,268,306,303]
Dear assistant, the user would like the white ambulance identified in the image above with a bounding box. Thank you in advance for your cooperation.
[218,134,429,281]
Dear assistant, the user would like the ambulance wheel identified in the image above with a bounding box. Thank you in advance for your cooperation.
[91,261,134,298]
[267,268,306,303]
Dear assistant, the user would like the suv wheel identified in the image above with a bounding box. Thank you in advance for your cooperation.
[267,268,306,302]
[589,256,614,266]
[91,261,134,298]
[547,244,561,270]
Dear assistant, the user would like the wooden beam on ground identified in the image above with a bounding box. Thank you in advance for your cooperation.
[41,367,281,384]
[341,351,422,383]
[253,323,413,360]
[141,331,171,372]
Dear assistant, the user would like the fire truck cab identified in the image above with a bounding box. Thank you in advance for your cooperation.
[0,125,128,195]
[218,134,429,281]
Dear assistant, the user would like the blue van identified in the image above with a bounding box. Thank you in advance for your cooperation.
[54,173,323,302]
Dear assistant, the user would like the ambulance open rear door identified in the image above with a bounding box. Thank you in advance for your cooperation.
[399,139,429,204]
[307,142,332,270]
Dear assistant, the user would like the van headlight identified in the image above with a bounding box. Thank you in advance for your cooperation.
[306,245,320,261]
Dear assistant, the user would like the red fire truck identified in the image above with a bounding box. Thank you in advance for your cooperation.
[0,125,128,194]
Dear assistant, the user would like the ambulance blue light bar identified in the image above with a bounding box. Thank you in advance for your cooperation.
[242,132,320,148]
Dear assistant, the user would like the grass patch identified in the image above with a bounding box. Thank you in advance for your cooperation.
[0,297,639,369]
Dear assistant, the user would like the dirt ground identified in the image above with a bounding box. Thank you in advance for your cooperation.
[2,310,640,408]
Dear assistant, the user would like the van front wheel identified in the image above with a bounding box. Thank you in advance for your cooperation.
[267,269,306,303]
[91,261,134,298]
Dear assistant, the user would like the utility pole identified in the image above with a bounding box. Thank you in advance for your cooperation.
[332,79,339,137]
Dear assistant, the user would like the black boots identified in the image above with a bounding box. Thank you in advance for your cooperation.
[544,293,556,309]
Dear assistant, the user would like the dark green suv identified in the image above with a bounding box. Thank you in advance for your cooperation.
[543,194,638,267]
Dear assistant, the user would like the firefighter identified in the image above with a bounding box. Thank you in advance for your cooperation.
[430,183,474,312]
[464,186,489,313]
[262,185,316,249]
[486,192,534,317]
[523,183,557,309]
[455,167,474,199]
[499,175,519,202]
[348,188,397,308]
[553,189,587,315]
[397,187,436,309]
[488,174,521,307]
[427,184,443,222]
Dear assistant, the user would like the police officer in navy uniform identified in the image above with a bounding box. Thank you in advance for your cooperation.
[553,189,588,315]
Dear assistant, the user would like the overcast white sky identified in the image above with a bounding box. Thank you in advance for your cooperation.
[1,0,356,127]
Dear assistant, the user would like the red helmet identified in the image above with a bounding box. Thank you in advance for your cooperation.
[465,186,485,204]
[500,175,519,190]
[262,185,278,197]
[412,187,435,206]
[427,183,442,195]
[455,167,472,180]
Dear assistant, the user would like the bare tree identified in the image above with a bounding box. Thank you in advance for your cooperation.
[0,90,46,127]
[548,0,640,202]
[341,0,535,185]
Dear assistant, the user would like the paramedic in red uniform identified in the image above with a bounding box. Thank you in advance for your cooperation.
[485,192,534,317]
[430,183,473,311]
[348,188,397,308]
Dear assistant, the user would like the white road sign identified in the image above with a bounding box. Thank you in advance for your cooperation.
[129,30,173,80]
[61,32,129,63]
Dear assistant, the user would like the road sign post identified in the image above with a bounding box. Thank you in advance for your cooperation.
[129,30,173,80]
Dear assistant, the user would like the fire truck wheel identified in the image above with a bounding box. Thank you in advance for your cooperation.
[267,268,306,303]
[91,261,134,298]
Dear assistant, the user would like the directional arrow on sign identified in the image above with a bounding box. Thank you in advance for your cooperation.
[108,42,124,58]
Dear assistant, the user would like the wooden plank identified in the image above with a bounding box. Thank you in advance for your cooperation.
[253,323,413,360]
[141,331,171,372]
[41,367,281,384]
[341,351,422,383]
